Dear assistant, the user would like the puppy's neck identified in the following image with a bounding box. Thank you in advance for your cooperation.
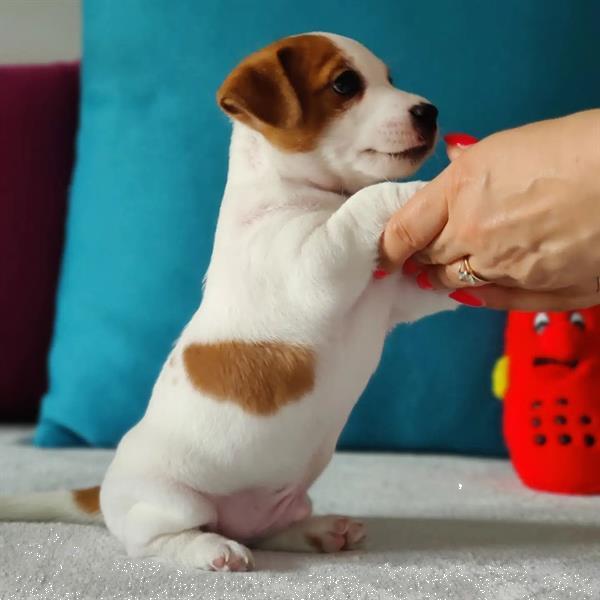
[226,123,349,199]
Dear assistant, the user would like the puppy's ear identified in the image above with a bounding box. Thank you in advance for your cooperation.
[217,46,302,130]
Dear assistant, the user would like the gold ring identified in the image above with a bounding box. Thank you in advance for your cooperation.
[458,257,489,286]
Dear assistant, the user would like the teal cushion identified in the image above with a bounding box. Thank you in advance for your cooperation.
[36,0,600,452]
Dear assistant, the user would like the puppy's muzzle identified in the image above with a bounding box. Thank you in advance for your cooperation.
[409,103,438,141]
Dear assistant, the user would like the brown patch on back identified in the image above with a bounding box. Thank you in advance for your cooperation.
[217,34,359,152]
[183,341,315,415]
[73,486,101,514]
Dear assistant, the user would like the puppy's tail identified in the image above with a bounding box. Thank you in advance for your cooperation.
[0,486,103,525]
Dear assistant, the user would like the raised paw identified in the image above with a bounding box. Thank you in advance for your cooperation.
[305,515,366,553]
[192,533,254,572]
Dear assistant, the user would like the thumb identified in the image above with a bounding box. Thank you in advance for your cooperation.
[444,133,479,162]
[379,170,451,271]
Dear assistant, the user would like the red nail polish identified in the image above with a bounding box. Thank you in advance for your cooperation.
[449,290,484,307]
[373,269,390,280]
[444,133,478,147]
[402,258,420,276]
[416,271,433,290]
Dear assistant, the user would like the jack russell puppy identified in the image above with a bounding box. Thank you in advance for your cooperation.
[1,33,457,571]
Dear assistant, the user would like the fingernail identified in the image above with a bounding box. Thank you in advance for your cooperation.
[416,271,433,290]
[402,258,420,276]
[373,269,390,280]
[449,290,484,307]
[444,133,478,147]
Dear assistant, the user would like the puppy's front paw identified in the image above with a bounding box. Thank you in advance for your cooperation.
[377,180,428,214]
[305,515,366,553]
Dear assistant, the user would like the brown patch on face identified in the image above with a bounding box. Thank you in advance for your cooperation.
[183,341,315,415]
[217,34,361,152]
[73,486,101,514]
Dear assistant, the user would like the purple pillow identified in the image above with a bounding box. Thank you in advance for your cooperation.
[0,63,79,422]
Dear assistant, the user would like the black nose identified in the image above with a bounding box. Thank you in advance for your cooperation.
[409,103,438,134]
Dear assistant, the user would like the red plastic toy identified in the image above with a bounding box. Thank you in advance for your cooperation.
[493,307,600,494]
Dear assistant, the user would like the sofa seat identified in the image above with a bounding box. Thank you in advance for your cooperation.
[1,426,599,599]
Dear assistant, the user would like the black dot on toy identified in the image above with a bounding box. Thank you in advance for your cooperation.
[554,415,567,425]
[580,415,592,425]
[531,417,541,427]
[584,434,596,447]
[558,434,572,445]
[534,434,546,445]
[531,400,543,409]
[556,398,568,406]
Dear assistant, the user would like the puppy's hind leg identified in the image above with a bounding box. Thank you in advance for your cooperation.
[101,478,254,572]
[254,515,366,553]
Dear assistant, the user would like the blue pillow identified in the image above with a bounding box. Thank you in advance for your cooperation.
[36,0,600,452]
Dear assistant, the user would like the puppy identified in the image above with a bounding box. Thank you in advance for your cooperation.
[0,33,456,571]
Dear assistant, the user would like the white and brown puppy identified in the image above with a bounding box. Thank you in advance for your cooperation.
[0,33,456,571]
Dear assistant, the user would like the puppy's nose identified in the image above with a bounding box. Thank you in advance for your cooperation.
[409,103,438,134]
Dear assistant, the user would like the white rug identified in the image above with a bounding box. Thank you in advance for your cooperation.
[1,426,599,599]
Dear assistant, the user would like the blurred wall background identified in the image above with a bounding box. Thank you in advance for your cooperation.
[0,0,80,63]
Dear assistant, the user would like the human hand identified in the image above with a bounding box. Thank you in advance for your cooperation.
[381,110,600,310]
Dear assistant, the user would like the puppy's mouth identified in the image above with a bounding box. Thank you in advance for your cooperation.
[364,144,431,162]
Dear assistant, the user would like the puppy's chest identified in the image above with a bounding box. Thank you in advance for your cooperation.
[316,284,393,397]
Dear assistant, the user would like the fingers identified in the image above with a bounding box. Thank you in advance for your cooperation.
[472,286,600,311]
[404,263,600,311]
[444,133,478,162]
[380,172,451,271]
[446,145,463,162]
[430,263,487,289]
[423,257,498,290]
[380,132,479,271]
[412,134,479,267]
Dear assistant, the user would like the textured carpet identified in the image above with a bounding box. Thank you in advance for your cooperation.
[1,426,599,599]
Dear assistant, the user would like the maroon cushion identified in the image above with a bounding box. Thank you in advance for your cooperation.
[0,63,79,422]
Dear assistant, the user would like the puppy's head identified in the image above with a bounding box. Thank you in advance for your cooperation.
[217,33,437,190]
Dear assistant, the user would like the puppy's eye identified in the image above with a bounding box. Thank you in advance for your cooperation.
[387,73,394,85]
[570,311,585,330]
[332,70,363,97]
[534,312,550,333]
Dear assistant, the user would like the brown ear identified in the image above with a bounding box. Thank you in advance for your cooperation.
[217,46,302,130]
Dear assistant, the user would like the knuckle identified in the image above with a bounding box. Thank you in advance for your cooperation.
[459,220,485,249]
[519,255,548,288]
[440,265,459,288]
[447,154,473,192]
[389,217,419,253]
